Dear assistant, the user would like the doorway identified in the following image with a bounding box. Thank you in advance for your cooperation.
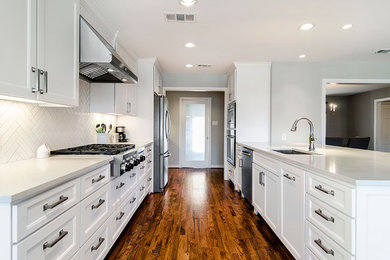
[375,98,390,152]
[179,97,211,168]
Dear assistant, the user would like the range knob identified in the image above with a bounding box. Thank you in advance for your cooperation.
[134,158,140,166]
[120,161,126,174]
[125,162,133,171]
[140,155,146,162]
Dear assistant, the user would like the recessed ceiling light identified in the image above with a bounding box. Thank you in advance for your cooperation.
[342,24,353,30]
[299,54,306,59]
[185,64,193,68]
[299,23,314,31]
[179,0,197,7]
[184,42,196,48]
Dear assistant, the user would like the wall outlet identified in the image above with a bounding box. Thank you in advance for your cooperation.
[282,133,287,141]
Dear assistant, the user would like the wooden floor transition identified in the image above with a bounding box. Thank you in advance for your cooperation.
[106,168,294,260]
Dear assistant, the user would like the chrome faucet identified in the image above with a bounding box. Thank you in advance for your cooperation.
[290,117,315,151]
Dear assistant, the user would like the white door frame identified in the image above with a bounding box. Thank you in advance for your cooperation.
[374,97,390,151]
[321,78,390,146]
[179,97,212,168]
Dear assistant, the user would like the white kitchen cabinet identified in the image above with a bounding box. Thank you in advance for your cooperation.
[252,163,265,216]
[280,164,305,260]
[0,0,79,106]
[227,69,236,102]
[90,83,137,116]
[153,65,163,94]
[236,146,243,191]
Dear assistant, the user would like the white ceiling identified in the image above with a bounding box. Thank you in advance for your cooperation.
[85,0,390,74]
[327,83,390,96]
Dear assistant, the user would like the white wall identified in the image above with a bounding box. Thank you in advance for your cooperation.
[271,62,390,145]
[163,73,227,89]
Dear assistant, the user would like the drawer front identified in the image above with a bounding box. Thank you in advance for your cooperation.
[80,184,110,245]
[80,219,110,260]
[109,197,133,243]
[13,204,80,260]
[144,145,153,157]
[110,173,131,210]
[146,170,153,192]
[146,156,153,172]
[306,173,355,217]
[137,179,148,206]
[12,178,80,243]
[306,248,320,260]
[139,162,147,179]
[306,221,355,260]
[306,194,355,253]
[127,190,138,217]
[128,167,138,189]
[80,165,110,199]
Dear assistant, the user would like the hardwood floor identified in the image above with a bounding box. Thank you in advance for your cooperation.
[106,168,294,260]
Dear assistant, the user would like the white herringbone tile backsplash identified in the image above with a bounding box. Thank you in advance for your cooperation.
[0,80,117,164]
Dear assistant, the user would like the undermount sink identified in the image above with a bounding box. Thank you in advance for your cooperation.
[272,149,312,155]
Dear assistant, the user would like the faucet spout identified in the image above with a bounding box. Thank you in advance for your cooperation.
[290,117,315,151]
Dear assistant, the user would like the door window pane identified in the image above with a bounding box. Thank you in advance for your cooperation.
[185,103,205,161]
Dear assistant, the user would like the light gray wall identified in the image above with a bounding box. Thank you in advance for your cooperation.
[271,62,390,145]
[166,91,225,167]
[163,73,227,88]
[326,96,349,138]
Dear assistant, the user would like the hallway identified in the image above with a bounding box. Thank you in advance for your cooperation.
[106,168,294,260]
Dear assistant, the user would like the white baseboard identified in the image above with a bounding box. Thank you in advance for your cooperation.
[168,165,224,168]
[211,165,224,168]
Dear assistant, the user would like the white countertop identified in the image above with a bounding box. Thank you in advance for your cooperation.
[238,142,390,186]
[0,141,153,204]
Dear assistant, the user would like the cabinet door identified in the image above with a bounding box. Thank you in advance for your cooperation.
[264,171,280,234]
[252,163,265,215]
[114,85,127,114]
[280,167,304,260]
[154,66,161,94]
[126,84,137,116]
[36,0,79,106]
[0,0,37,100]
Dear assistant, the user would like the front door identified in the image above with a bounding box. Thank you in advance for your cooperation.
[179,97,211,168]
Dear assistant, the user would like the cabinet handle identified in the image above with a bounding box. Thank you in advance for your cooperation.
[116,211,125,221]
[130,197,136,204]
[38,69,45,94]
[116,182,125,189]
[314,209,335,223]
[91,199,105,210]
[148,149,152,152]
[130,173,136,178]
[44,71,48,93]
[239,159,243,168]
[43,229,68,250]
[91,237,105,251]
[92,175,105,184]
[148,160,152,163]
[31,67,38,93]
[140,186,145,191]
[140,166,145,170]
[315,185,335,196]
[283,174,296,181]
[314,239,334,255]
[128,102,132,113]
[242,151,251,156]
[43,195,68,211]
[147,177,152,181]
[259,172,265,186]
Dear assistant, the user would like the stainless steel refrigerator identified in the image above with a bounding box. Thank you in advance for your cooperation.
[153,93,171,192]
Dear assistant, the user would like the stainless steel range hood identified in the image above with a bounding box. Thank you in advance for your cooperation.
[79,17,137,84]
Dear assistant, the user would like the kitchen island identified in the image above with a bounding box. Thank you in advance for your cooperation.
[236,142,390,260]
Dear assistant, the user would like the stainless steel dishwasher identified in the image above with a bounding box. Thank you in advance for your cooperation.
[241,147,253,204]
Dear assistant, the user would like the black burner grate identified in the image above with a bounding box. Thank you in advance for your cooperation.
[51,144,135,155]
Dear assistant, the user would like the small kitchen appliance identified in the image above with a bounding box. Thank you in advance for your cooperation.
[116,126,128,142]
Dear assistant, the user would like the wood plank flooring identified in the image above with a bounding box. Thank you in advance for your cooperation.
[106,168,294,260]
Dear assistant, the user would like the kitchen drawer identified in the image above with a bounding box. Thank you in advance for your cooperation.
[146,170,153,192]
[139,162,147,179]
[137,179,148,206]
[146,157,153,172]
[13,204,80,260]
[80,218,110,260]
[128,167,138,189]
[306,248,320,260]
[110,173,131,210]
[253,152,279,174]
[144,145,153,157]
[109,193,135,243]
[80,183,110,245]
[80,165,110,199]
[12,178,80,243]
[306,221,354,260]
[306,194,355,253]
[306,172,355,217]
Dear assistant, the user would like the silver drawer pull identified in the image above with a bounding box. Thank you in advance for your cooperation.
[43,195,68,211]
[140,186,145,191]
[91,199,105,210]
[116,182,125,189]
[43,229,68,250]
[314,209,335,222]
[148,149,152,152]
[148,160,152,163]
[130,197,136,203]
[130,173,136,178]
[315,185,335,196]
[314,239,334,255]
[116,211,125,221]
[140,166,145,170]
[92,175,105,184]
[283,174,296,181]
[147,177,152,181]
[91,237,105,251]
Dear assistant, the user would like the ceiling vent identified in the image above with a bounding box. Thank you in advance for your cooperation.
[165,13,196,22]
[197,64,212,68]
[375,49,390,54]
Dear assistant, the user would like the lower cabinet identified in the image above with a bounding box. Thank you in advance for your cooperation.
[280,164,305,260]
[80,220,110,260]
[252,163,265,216]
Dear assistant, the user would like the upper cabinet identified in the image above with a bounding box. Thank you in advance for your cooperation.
[227,69,237,102]
[153,65,163,95]
[90,83,137,116]
[0,0,79,106]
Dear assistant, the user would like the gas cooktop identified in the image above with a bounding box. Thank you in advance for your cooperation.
[51,144,135,155]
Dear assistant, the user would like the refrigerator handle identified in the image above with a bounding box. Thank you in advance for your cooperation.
[165,110,171,139]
